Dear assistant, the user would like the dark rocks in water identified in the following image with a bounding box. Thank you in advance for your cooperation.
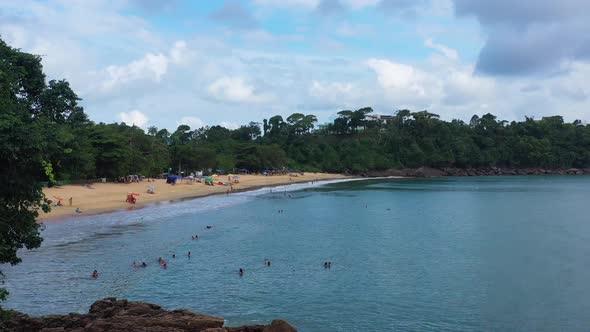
[365,167,590,178]
[1,297,297,332]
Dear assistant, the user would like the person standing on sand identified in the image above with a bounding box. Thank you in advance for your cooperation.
[69,197,73,206]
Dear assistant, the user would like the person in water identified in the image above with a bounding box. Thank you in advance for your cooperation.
[328,262,332,268]
[158,257,163,264]
[239,268,244,276]
[323,262,328,268]
[172,254,176,258]
[195,234,199,239]
[132,261,137,268]
[188,251,191,258]
[267,260,271,267]
[91,270,99,278]
[141,262,147,267]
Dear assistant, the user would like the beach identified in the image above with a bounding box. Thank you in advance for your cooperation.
[40,173,348,222]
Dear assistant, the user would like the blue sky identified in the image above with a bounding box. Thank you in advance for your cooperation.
[1,0,589,131]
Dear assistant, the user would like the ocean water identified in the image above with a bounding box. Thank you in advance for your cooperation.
[3,176,590,331]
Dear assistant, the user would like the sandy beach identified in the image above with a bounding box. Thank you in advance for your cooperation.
[40,173,349,222]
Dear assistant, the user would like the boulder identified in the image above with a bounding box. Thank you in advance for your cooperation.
[3,298,296,332]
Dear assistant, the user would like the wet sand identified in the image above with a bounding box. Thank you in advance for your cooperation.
[40,173,348,222]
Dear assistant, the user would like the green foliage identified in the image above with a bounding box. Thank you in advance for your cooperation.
[41,160,56,185]
[0,37,49,306]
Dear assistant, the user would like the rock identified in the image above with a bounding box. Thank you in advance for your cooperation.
[3,298,295,332]
[262,320,298,332]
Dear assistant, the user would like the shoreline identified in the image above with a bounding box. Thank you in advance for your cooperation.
[39,173,351,223]
[364,166,590,177]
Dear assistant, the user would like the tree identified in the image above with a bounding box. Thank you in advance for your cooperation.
[0,37,50,303]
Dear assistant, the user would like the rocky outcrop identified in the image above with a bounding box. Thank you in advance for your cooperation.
[1,298,296,332]
[365,166,590,178]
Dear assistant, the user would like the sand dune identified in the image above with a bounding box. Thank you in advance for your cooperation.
[40,173,348,222]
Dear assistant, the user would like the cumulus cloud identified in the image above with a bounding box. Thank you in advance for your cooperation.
[99,41,188,91]
[177,116,206,130]
[219,121,240,129]
[366,58,437,99]
[454,0,590,75]
[308,80,360,109]
[207,76,273,104]
[119,110,149,128]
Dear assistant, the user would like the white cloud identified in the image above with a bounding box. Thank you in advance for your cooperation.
[424,38,459,61]
[308,80,364,110]
[119,110,149,128]
[177,116,206,130]
[366,58,442,105]
[100,40,188,91]
[219,121,240,130]
[103,53,168,90]
[207,76,273,104]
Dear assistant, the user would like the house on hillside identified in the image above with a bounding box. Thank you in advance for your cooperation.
[366,114,395,124]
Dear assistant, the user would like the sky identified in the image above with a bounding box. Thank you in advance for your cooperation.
[1,0,590,131]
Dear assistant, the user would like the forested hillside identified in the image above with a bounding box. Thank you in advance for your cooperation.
[3,37,590,184]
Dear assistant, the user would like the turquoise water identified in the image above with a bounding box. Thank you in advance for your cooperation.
[3,176,590,331]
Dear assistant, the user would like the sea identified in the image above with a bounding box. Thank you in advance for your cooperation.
[2,176,590,331]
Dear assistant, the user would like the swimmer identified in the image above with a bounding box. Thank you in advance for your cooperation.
[195,234,199,239]
[188,251,191,258]
[239,268,244,276]
[192,236,195,240]
[267,260,271,267]
[162,262,167,269]
[142,262,147,267]
[172,254,176,259]
[328,262,332,268]
[91,270,98,278]
[158,257,163,264]
[323,262,328,268]
[206,225,212,229]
